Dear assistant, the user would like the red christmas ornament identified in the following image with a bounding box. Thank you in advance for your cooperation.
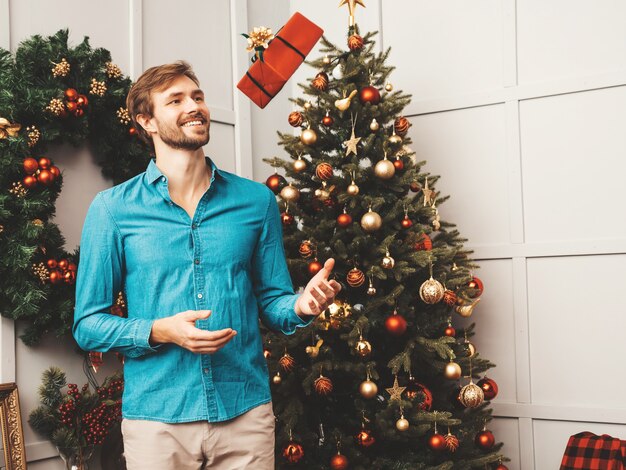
[445,433,460,452]
[477,377,499,400]
[49,166,60,179]
[355,428,375,447]
[444,325,456,337]
[316,162,333,180]
[475,430,495,450]
[393,157,404,171]
[385,312,407,336]
[394,116,411,137]
[359,86,381,105]
[288,111,304,127]
[76,94,89,107]
[67,262,78,272]
[467,276,484,297]
[312,71,329,91]
[428,433,446,452]
[57,259,69,270]
[348,34,364,51]
[314,375,333,395]
[322,114,334,126]
[64,270,76,284]
[409,181,421,192]
[49,270,63,285]
[74,108,84,117]
[265,174,286,194]
[443,289,457,306]
[337,212,352,228]
[414,233,432,251]
[129,127,137,136]
[330,452,349,470]
[401,215,413,229]
[496,465,509,470]
[299,240,314,258]
[282,440,304,464]
[23,175,38,189]
[308,259,322,276]
[37,169,55,186]
[281,212,294,226]
[64,88,78,101]
[23,157,39,174]
[38,157,51,169]
[66,101,78,113]
[46,259,58,269]
[405,379,433,410]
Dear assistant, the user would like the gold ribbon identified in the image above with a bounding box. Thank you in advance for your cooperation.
[0,117,21,139]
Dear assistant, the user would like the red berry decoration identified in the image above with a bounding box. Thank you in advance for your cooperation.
[23,175,37,189]
[330,452,349,470]
[23,157,39,174]
[64,88,78,101]
[348,34,364,51]
[444,325,456,337]
[337,212,352,228]
[385,312,407,336]
[64,270,76,284]
[477,377,499,400]
[308,259,322,276]
[38,157,51,169]
[77,94,89,107]
[49,270,63,284]
[37,169,54,186]
[414,233,433,251]
[282,440,304,464]
[58,259,69,270]
[322,114,334,126]
[281,212,294,226]
[66,101,78,113]
[49,165,60,178]
[393,157,404,171]
[475,429,495,450]
[428,433,447,452]
[265,174,286,194]
[467,276,484,297]
[355,428,375,447]
[401,215,413,229]
[316,162,333,180]
[359,86,380,105]
[47,259,58,269]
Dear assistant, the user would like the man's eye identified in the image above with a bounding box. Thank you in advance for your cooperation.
[195,97,204,102]
[169,100,180,105]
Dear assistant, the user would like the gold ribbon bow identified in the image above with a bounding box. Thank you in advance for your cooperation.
[0,117,21,139]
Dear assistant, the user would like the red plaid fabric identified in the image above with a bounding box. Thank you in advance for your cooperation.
[560,432,626,470]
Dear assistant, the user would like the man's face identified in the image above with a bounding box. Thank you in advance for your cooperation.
[149,75,210,151]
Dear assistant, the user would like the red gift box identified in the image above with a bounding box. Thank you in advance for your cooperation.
[237,12,324,108]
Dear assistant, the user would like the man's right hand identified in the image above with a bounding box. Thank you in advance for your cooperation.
[150,310,237,354]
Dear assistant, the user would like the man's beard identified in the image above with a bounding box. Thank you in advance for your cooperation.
[156,116,210,150]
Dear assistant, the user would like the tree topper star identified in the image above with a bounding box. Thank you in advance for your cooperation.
[339,0,366,27]
[385,375,406,402]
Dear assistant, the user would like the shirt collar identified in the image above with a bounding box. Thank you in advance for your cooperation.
[146,156,221,185]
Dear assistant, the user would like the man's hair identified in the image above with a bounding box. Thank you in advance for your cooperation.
[126,61,200,151]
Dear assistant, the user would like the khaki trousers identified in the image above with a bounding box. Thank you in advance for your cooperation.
[121,402,275,470]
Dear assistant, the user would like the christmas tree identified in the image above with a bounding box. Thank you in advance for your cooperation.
[262,4,507,470]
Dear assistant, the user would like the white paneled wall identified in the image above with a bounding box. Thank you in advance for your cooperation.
[1,1,252,467]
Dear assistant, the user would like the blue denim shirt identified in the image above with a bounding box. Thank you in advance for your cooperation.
[73,156,310,423]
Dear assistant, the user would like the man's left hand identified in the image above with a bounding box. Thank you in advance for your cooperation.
[295,258,342,317]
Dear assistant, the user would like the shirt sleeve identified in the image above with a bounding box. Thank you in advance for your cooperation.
[252,188,312,335]
[73,192,159,358]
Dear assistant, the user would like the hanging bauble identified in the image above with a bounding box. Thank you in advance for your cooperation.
[475,429,495,450]
[374,156,395,180]
[23,175,37,189]
[305,338,323,358]
[360,208,382,232]
[393,156,404,171]
[312,71,329,91]
[410,181,421,192]
[467,276,484,298]
[458,381,485,408]
[419,277,445,304]
[401,215,413,229]
[282,440,305,464]
[308,259,323,276]
[477,377,499,400]
[384,82,393,92]
[359,86,380,105]
[279,353,296,372]
[396,416,409,432]
[129,127,137,136]
[366,284,377,296]
[428,433,446,452]
[347,181,359,196]
[37,169,55,186]
[496,465,509,470]
[265,173,286,194]
[263,348,271,359]
[64,88,78,102]
[300,126,318,145]
[323,55,331,64]
[315,182,331,201]
[348,34,364,51]
[355,428,375,447]
[388,129,402,145]
[314,374,333,395]
[299,240,314,258]
[272,372,282,384]
[465,341,477,357]
[303,101,312,109]
[359,379,378,399]
[280,184,300,202]
[49,166,60,179]
[405,378,433,410]
[444,361,462,380]
[322,111,334,126]
[445,432,460,452]
[369,118,380,131]
[288,111,303,127]
[293,155,307,172]
[281,211,294,226]
[384,311,407,336]
[334,90,357,111]
[394,116,411,137]
[414,233,433,251]
[444,325,456,337]
[23,157,38,174]
[337,210,352,228]
[455,298,480,317]
[381,250,395,269]
[330,453,349,470]
[49,270,63,284]
[443,289,457,306]
[316,162,333,180]
[347,268,365,287]
[355,336,372,357]
[76,94,88,108]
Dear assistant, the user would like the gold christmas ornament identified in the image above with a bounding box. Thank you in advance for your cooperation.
[366,282,377,296]
[293,155,307,172]
[89,78,107,96]
[272,372,282,384]
[51,58,70,77]
[347,171,359,195]
[396,415,409,432]
[359,377,378,399]
[26,125,40,147]
[422,177,434,206]
[105,61,123,79]
[388,129,402,145]
[117,107,131,125]
[315,181,332,201]
[323,55,331,64]
[369,118,380,131]
[0,225,4,233]
[381,250,395,269]
[343,113,361,156]
[455,298,481,318]
[339,0,366,27]
[305,338,324,358]
[280,184,300,202]
[334,90,358,112]
[385,376,406,402]
[45,98,65,116]
[300,126,318,146]
[384,82,393,92]
[299,240,314,258]
[32,219,44,227]
[360,207,382,232]
[32,262,49,283]
[465,341,477,357]
[458,380,485,408]
[355,335,372,357]
[374,153,395,180]
[0,117,21,139]
[303,101,312,110]
[419,277,445,304]
[444,361,462,380]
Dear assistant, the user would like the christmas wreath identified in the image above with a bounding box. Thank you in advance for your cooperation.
[0,30,150,345]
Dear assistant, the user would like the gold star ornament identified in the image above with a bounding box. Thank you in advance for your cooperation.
[344,131,361,157]
[385,375,406,402]
[339,0,366,27]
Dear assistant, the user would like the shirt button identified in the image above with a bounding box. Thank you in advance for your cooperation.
[192,223,197,229]
[194,259,200,265]
[203,368,209,374]
[197,293,203,299]
[161,176,166,182]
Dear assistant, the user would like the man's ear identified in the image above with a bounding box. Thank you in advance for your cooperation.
[135,113,156,135]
